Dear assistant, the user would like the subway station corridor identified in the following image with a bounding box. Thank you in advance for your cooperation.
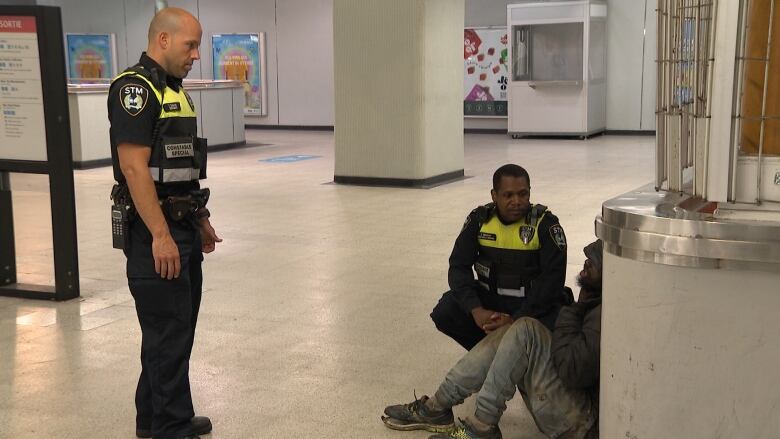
[0,130,653,438]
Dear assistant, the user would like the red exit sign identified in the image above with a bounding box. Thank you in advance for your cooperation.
[0,16,36,33]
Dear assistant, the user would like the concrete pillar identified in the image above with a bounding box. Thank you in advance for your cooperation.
[333,0,464,187]
[597,186,780,438]
[600,253,780,438]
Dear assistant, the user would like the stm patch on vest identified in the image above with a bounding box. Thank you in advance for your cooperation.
[550,224,567,250]
[120,83,149,116]
[163,137,195,158]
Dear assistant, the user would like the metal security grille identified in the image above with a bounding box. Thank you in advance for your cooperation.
[732,0,780,203]
[655,0,716,195]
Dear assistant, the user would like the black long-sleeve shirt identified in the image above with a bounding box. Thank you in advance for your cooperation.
[552,299,601,390]
[447,204,568,323]
[552,298,602,439]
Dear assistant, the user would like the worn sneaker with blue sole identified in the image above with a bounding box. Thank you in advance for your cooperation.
[382,394,455,433]
[428,418,502,439]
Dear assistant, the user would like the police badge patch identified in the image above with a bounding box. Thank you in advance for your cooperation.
[461,215,471,232]
[520,225,535,244]
[120,83,149,116]
[549,224,567,250]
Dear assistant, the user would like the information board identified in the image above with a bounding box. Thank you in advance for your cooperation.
[0,15,47,161]
[0,5,80,302]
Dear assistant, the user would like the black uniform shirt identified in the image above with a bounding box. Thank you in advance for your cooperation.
[108,53,197,196]
[108,53,183,150]
[448,204,567,322]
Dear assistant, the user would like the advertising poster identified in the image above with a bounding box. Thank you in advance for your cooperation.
[212,33,264,115]
[675,18,695,107]
[0,15,47,161]
[464,28,509,117]
[66,33,115,81]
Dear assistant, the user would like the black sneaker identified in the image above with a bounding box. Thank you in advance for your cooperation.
[382,393,455,433]
[428,418,502,439]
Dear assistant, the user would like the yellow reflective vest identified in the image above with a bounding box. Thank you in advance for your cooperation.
[110,65,206,185]
[474,205,548,298]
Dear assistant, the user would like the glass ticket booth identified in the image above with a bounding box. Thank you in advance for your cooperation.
[507,1,607,137]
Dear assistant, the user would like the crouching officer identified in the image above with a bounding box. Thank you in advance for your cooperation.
[431,164,569,350]
[108,8,221,439]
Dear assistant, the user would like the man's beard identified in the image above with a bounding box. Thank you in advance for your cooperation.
[576,275,602,295]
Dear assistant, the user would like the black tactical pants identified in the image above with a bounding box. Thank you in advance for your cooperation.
[431,289,562,351]
[126,217,203,439]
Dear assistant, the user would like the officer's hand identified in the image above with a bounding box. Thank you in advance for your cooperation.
[152,233,181,280]
[199,218,222,254]
[471,307,496,332]
[483,313,513,333]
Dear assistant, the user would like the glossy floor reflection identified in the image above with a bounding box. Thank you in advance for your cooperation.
[0,130,654,438]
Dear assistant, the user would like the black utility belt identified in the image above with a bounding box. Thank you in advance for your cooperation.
[110,197,202,251]
[159,190,209,221]
[109,184,209,250]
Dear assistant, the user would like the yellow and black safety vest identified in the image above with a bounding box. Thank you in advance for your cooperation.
[474,205,547,298]
[110,65,207,185]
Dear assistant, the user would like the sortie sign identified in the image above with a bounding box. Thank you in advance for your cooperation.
[0,16,36,33]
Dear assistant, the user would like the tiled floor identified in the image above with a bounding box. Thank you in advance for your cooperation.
[0,130,654,438]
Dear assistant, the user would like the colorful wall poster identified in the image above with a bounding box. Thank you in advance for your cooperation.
[464,28,509,117]
[212,33,266,116]
[65,33,115,81]
[674,18,695,107]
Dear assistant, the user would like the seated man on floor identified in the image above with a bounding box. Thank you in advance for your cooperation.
[382,240,603,439]
[431,164,570,350]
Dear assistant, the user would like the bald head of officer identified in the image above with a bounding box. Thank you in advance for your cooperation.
[146,7,202,79]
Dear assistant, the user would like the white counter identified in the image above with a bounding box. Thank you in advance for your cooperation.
[68,80,246,168]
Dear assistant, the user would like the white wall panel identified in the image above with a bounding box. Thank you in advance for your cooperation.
[276,0,334,126]
[465,0,514,27]
[640,0,657,130]
[37,0,129,71]
[606,0,644,130]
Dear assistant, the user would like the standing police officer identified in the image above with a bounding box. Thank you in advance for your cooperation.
[430,164,568,350]
[108,8,220,439]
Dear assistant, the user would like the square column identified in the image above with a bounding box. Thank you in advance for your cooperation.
[333,0,465,187]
